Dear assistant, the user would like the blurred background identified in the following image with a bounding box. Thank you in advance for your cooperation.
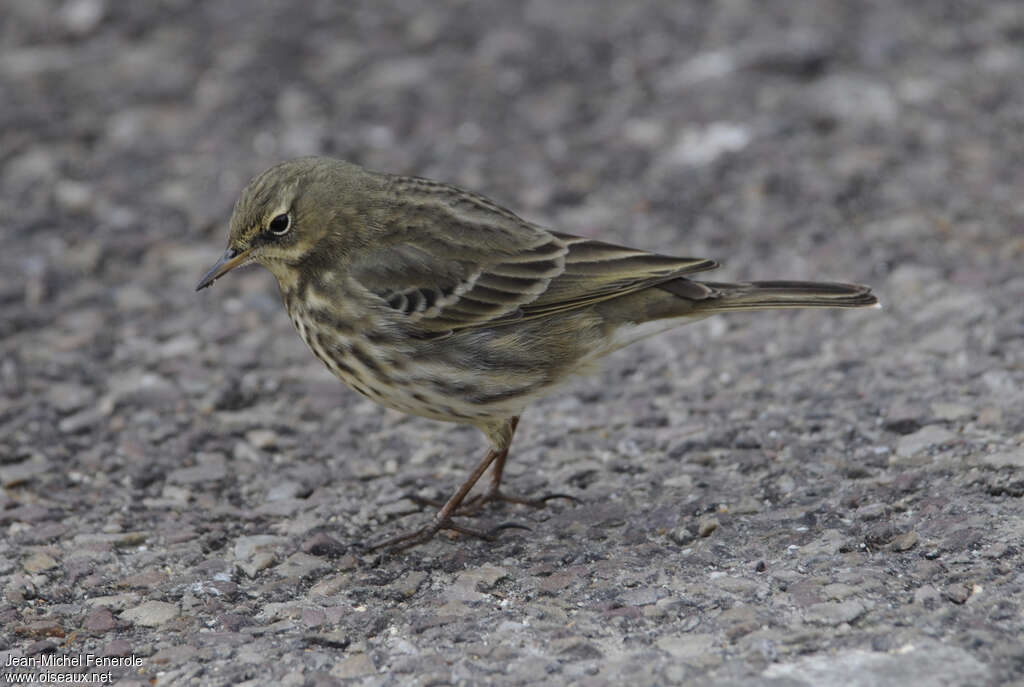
[2,1,1022,684]
[6,0,1020,293]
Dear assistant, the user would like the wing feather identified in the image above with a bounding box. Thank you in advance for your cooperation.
[350,177,719,331]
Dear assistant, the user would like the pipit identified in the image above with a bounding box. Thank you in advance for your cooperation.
[197,157,877,550]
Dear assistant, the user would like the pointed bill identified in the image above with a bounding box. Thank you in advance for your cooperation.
[195,247,254,291]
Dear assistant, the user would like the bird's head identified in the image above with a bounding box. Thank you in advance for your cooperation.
[196,157,378,291]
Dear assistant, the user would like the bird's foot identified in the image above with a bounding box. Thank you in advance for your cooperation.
[458,489,579,516]
[368,517,529,553]
[408,489,578,517]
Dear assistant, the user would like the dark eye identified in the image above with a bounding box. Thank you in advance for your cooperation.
[268,213,290,236]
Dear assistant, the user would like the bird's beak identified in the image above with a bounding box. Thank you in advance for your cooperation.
[195,246,254,291]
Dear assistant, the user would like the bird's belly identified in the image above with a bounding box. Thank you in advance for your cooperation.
[289,310,523,424]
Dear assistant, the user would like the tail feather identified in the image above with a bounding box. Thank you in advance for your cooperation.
[691,280,878,311]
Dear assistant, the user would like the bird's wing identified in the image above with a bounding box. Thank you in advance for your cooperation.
[351,233,567,332]
[518,232,718,319]
[351,177,718,331]
[349,178,568,332]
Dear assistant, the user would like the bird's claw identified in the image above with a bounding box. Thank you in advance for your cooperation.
[407,489,579,517]
[366,517,533,553]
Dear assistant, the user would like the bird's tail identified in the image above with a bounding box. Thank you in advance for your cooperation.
[692,280,879,311]
[591,278,878,355]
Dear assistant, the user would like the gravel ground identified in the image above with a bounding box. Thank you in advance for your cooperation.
[2,1,1023,685]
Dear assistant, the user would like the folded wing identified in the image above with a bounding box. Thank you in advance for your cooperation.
[352,177,718,331]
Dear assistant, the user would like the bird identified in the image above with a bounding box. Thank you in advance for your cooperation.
[196,156,878,551]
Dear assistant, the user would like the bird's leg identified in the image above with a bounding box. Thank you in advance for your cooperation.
[456,416,578,515]
[399,413,577,528]
[370,439,511,551]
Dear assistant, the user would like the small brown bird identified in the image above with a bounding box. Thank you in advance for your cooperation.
[197,157,877,550]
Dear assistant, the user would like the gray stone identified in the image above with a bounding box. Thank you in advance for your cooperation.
[389,570,428,598]
[891,531,919,552]
[22,551,58,573]
[930,403,972,421]
[0,456,52,487]
[167,452,227,484]
[84,594,140,611]
[121,601,180,627]
[245,429,280,449]
[275,552,331,580]
[805,600,868,626]
[102,639,134,658]
[980,449,1024,469]
[896,426,958,458]
[760,641,990,687]
[656,634,721,668]
[233,535,285,562]
[46,382,95,413]
[913,585,941,605]
[85,607,116,633]
[58,407,105,434]
[60,0,107,36]
[330,653,376,679]
[697,516,720,537]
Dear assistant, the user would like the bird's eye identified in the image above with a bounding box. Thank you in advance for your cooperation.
[268,213,290,236]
